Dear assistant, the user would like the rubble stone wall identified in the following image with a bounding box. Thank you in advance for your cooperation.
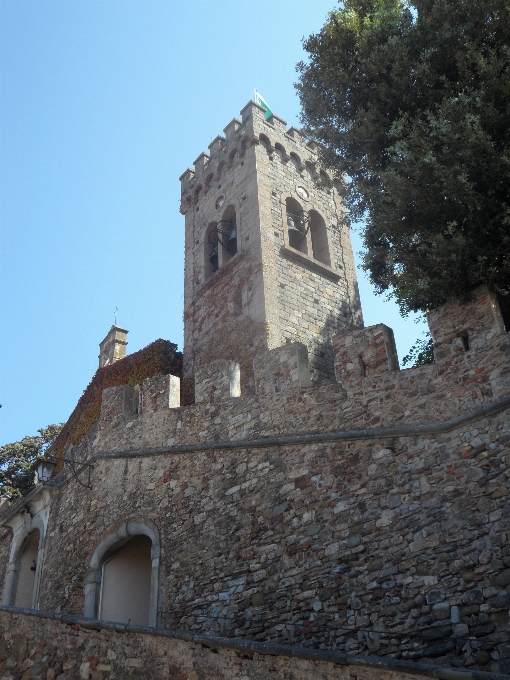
[0,608,504,680]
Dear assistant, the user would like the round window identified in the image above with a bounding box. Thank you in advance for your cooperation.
[215,196,225,209]
[296,186,309,200]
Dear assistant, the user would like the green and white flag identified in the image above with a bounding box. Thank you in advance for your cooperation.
[254,89,272,120]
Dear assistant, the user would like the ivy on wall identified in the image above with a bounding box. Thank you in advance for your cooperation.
[51,339,182,461]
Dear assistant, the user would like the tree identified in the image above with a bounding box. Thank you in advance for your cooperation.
[297,0,510,315]
[401,331,434,366]
[0,424,63,502]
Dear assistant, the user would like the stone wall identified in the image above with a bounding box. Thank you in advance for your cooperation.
[0,530,11,605]
[0,287,509,675]
[0,608,505,680]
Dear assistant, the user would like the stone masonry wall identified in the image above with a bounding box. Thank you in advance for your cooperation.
[252,105,363,383]
[3,608,496,680]
[180,123,269,401]
[0,287,509,675]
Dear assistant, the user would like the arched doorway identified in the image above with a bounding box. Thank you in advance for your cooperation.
[14,529,40,608]
[99,534,152,626]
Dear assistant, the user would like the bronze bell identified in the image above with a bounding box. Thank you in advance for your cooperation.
[287,215,305,242]
[209,245,219,270]
[225,226,237,253]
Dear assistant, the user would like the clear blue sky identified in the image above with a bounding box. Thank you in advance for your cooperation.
[0,0,426,446]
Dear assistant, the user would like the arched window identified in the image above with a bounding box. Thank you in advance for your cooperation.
[286,197,308,255]
[220,205,237,264]
[84,520,160,628]
[309,210,331,266]
[99,535,152,627]
[14,529,40,609]
[205,222,219,279]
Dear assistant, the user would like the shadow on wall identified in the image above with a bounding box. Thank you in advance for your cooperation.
[283,283,362,384]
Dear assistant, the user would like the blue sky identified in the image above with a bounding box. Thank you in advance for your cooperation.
[0,0,426,445]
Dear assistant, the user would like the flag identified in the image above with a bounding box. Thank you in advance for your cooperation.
[254,90,272,120]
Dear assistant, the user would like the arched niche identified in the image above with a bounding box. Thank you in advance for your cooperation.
[286,197,308,255]
[84,519,160,628]
[290,152,303,172]
[274,142,287,163]
[259,133,272,154]
[14,529,40,608]
[309,210,331,266]
[99,535,152,626]
[2,512,46,610]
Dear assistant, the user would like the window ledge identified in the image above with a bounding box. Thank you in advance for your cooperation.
[280,245,340,281]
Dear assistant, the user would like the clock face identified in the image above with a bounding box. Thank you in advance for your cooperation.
[215,196,225,209]
[297,186,309,200]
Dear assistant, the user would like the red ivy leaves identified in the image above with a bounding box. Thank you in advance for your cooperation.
[51,339,182,461]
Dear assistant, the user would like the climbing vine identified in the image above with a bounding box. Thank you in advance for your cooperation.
[51,339,182,460]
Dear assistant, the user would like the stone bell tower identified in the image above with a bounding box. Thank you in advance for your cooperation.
[179,100,363,402]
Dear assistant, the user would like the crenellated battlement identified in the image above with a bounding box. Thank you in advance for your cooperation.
[179,99,334,209]
[93,286,508,453]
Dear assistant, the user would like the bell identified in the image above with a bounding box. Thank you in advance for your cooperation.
[226,226,237,253]
[287,216,305,242]
[209,245,219,270]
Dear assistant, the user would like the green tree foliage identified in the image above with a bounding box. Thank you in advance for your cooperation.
[401,331,434,366]
[0,424,63,502]
[297,0,510,314]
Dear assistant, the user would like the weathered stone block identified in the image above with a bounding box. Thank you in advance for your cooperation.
[253,343,312,396]
[428,285,506,364]
[99,385,137,427]
[333,323,399,388]
[142,374,180,411]
[195,360,241,403]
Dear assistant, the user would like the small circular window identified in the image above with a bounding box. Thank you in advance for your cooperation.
[296,186,309,200]
[215,195,225,209]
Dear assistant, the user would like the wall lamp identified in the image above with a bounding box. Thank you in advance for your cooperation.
[36,456,94,490]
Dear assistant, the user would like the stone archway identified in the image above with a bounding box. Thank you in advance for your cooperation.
[2,514,46,609]
[84,519,160,627]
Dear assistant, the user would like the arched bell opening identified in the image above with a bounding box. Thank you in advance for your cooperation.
[220,205,237,265]
[309,210,331,266]
[286,197,308,255]
[205,222,219,279]
[14,529,40,609]
[98,534,152,627]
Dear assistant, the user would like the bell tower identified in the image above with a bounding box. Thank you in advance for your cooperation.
[179,100,363,402]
